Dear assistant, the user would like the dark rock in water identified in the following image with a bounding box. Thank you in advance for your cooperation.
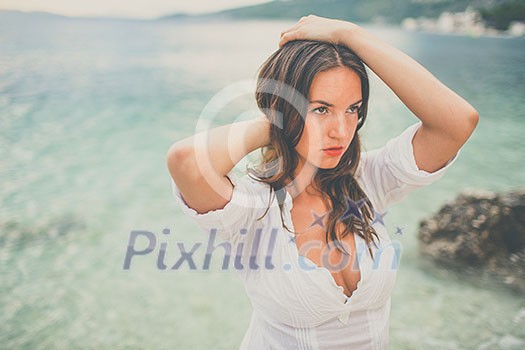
[417,189,525,294]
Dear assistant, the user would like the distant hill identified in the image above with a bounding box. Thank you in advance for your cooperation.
[161,0,523,27]
[478,1,525,29]
[0,10,147,22]
[2,1,522,30]
[0,10,68,20]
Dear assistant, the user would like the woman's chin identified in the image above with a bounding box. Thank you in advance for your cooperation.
[317,158,343,169]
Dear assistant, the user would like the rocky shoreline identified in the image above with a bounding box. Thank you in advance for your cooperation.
[417,188,525,294]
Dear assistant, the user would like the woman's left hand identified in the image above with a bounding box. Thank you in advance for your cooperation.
[278,15,354,48]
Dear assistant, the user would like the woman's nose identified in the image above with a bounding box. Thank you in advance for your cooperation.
[328,114,349,139]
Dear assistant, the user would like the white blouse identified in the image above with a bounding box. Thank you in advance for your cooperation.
[170,121,460,349]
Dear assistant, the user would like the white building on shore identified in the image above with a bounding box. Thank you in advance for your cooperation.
[402,6,525,37]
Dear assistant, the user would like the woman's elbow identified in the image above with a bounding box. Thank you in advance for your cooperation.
[465,103,479,126]
[166,144,197,177]
[466,108,479,134]
[456,108,479,143]
[470,109,479,129]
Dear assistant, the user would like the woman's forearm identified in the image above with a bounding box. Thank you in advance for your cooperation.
[168,117,270,178]
[336,23,478,131]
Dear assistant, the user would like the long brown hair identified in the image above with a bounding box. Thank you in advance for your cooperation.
[248,40,380,261]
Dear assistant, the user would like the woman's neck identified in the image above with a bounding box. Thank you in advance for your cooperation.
[285,159,321,201]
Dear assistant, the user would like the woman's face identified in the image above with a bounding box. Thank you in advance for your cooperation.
[294,66,363,171]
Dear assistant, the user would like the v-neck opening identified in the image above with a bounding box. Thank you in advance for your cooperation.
[283,189,366,304]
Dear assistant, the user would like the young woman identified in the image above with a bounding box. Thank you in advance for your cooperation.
[167,14,478,350]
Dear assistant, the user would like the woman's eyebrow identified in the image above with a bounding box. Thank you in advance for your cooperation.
[309,100,334,107]
[309,99,363,107]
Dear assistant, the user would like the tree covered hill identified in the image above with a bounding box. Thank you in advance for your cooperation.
[161,0,524,30]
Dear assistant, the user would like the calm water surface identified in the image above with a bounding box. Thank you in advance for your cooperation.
[0,14,524,349]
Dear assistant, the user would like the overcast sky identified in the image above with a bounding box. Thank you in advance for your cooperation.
[0,0,274,19]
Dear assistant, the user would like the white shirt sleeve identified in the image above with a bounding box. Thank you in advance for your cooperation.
[170,171,267,243]
[356,121,461,213]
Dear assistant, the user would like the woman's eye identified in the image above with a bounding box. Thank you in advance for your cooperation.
[312,106,360,115]
[347,106,360,114]
[314,106,328,114]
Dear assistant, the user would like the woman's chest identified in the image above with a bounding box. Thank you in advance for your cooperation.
[242,203,399,328]
[290,203,361,299]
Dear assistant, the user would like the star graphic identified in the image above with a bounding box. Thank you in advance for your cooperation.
[308,210,329,229]
[340,196,366,222]
[372,209,388,226]
[394,225,405,236]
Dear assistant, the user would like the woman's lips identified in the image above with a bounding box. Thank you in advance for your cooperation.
[323,146,343,156]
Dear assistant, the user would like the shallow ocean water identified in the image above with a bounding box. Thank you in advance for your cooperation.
[0,13,524,349]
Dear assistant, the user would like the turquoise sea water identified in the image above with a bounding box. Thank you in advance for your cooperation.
[1,14,524,349]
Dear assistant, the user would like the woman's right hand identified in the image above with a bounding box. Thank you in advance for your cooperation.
[279,15,355,48]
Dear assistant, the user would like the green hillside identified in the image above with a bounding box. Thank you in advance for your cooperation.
[161,0,524,29]
[478,1,525,29]
[211,0,474,23]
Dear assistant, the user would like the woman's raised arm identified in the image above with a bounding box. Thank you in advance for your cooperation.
[279,15,479,173]
[166,117,270,214]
